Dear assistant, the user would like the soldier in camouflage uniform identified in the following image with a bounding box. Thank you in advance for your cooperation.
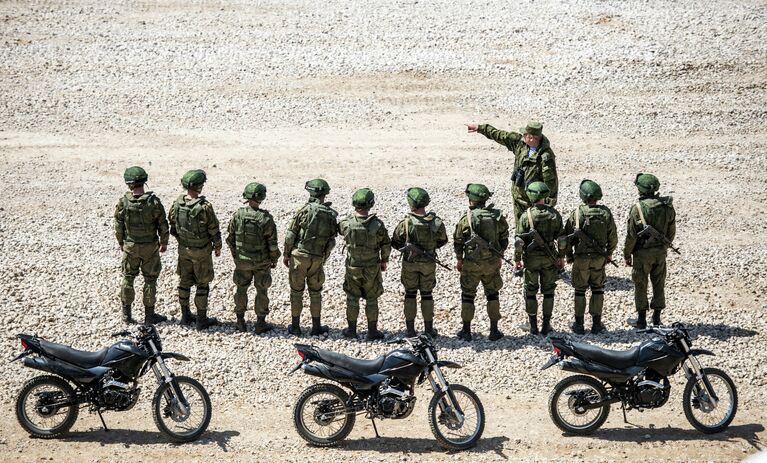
[226,183,281,334]
[283,179,338,336]
[168,169,221,331]
[453,184,509,342]
[514,182,564,335]
[390,187,448,337]
[338,188,392,341]
[114,166,170,325]
[467,121,558,224]
[624,173,676,329]
[561,180,618,334]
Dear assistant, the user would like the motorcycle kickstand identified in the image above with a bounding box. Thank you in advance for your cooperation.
[370,417,380,438]
[621,402,628,424]
[97,410,109,432]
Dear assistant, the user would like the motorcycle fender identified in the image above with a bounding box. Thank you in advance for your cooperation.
[437,361,461,369]
[10,350,31,363]
[541,354,562,371]
[689,349,715,357]
[160,352,190,362]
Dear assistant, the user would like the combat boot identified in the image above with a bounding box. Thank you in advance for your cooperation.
[424,320,438,337]
[488,320,504,341]
[456,322,472,341]
[571,315,585,335]
[366,321,385,341]
[196,310,219,331]
[541,316,553,336]
[342,320,358,339]
[180,306,196,326]
[121,304,136,324]
[528,315,539,335]
[628,311,647,329]
[652,309,662,326]
[287,316,302,336]
[591,315,606,334]
[144,307,167,325]
[405,320,417,338]
[235,313,246,332]
[309,317,328,336]
[254,315,273,334]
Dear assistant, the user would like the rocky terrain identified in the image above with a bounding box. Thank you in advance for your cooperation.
[0,0,766,461]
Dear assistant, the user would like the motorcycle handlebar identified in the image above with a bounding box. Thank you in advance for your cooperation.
[111,330,130,337]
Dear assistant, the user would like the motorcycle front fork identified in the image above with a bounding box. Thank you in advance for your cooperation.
[148,341,190,416]
[683,354,719,407]
[424,351,464,425]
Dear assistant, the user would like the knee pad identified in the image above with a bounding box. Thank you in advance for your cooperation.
[461,292,475,304]
[543,294,554,300]
[420,290,433,301]
[485,291,499,302]
[195,285,209,296]
[574,289,586,297]
[591,286,604,295]
[123,275,136,286]
[404,289,418,299]
[143,277,157,289]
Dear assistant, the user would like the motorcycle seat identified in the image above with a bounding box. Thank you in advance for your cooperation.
[315,348,385,375]
[570,341,640,369]
[39,339,109,368]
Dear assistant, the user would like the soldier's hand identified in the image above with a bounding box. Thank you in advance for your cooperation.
[497,257,503,269]
[466,124,478,133]
[214,248,222,257]
[283,255,290,267]
[566,256,574,264]
[159,244,167,253]
[514,260,523,271]
[380,261,388,271]
[118,243,124,252]
[555,258,564,270]
[270,262,277,269]
[624,257,632,267]
[455,259,463,272]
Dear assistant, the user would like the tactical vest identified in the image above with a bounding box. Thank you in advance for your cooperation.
[297,201,338,257]
[465,207,502,261]
[635,196,674,249]
[122,193,158,243]
[234,207,270,261]
[524,206,560,256]
[344,215,382,267]
[405,213,442,253]
[574,205,611,254]
[174,196,210,248]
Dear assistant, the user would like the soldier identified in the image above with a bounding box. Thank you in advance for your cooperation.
[624,173,676,329]
[283,179,338,336]
[168,169,221,331]
[390,187,448,337]
[467,120,558,224]
[561,180,618,334]
[114,166,170,325]
[338,188,392,341]
[226,183,281,334]
[513,182,564,335]
[453,184,509,342]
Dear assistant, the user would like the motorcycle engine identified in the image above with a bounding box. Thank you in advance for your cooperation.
[376,380,415,419]
[98,373,140,411]
[633,373,670,408]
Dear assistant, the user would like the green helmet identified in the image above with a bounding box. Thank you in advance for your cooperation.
[579,179,603,202]
[526,181,550,203]
[305,178,331,197]
[243,182,267,201]
[352,188,375,209]
[181,169,207,190]
[406,187,430,209]
[634,173,660,194]
[123,166,148,184]
[465,183,492,202]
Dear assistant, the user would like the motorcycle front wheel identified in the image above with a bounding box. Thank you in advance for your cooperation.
[683,367,737,434]
[16,375,79,438]
[152,375,212,442]
[548,374,610,435]
[428,384,485,450]
[293,383,356,447]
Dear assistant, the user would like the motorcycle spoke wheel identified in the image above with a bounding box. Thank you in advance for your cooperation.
[293,383,355,447]
[152,376,212,442]
[683,367,737,434]
[16,375,79,438]
[548,375,609,435]
[428,384,485,450]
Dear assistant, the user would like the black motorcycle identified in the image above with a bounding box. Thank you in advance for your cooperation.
[289,335,485,450]
[12,324,212,442]
[542,322,737,434]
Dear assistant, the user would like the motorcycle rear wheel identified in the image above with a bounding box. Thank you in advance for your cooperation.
[683,367,737,434]
[16,375,79,439]
[293,383,356,447]
[428,384,485,450]
[549,374,610,435]
[152,375,212,442]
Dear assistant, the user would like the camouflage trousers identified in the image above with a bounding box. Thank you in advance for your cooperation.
[120,241,161,308]
[401,260,436,322]
[344,265,384,323]
[632,248,667,313]
[523,254,558,317]
[289,253,326,317]
[572,254,607,316]
[177,244,214,312]
[460,258,503,322]
[233,259,272,317]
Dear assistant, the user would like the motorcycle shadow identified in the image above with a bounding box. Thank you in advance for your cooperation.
[335,435,510,455]
[586,423,764,448]
[59,428,240,450]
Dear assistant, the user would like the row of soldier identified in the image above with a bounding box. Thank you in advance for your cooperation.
[115,120,676,341]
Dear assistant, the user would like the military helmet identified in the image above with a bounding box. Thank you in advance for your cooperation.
[520,120,543,137]
[406,187,430,209]
[634,173,660,194]
[305,178,331,197]
[123,166,148,184]
[181,169,207,190]
[352,188,375,209]
[465,183,492,202]
[243,182,267,201]
[579,179,603,202]
[526,181,550,203]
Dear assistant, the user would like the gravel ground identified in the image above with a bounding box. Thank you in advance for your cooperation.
[0,0,766,461]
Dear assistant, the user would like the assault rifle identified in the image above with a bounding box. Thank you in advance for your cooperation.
[567,228,619,268]
[518,230,564,274]
[638,225,681,255]
[464,234,515,267]
[398,244,451,270]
